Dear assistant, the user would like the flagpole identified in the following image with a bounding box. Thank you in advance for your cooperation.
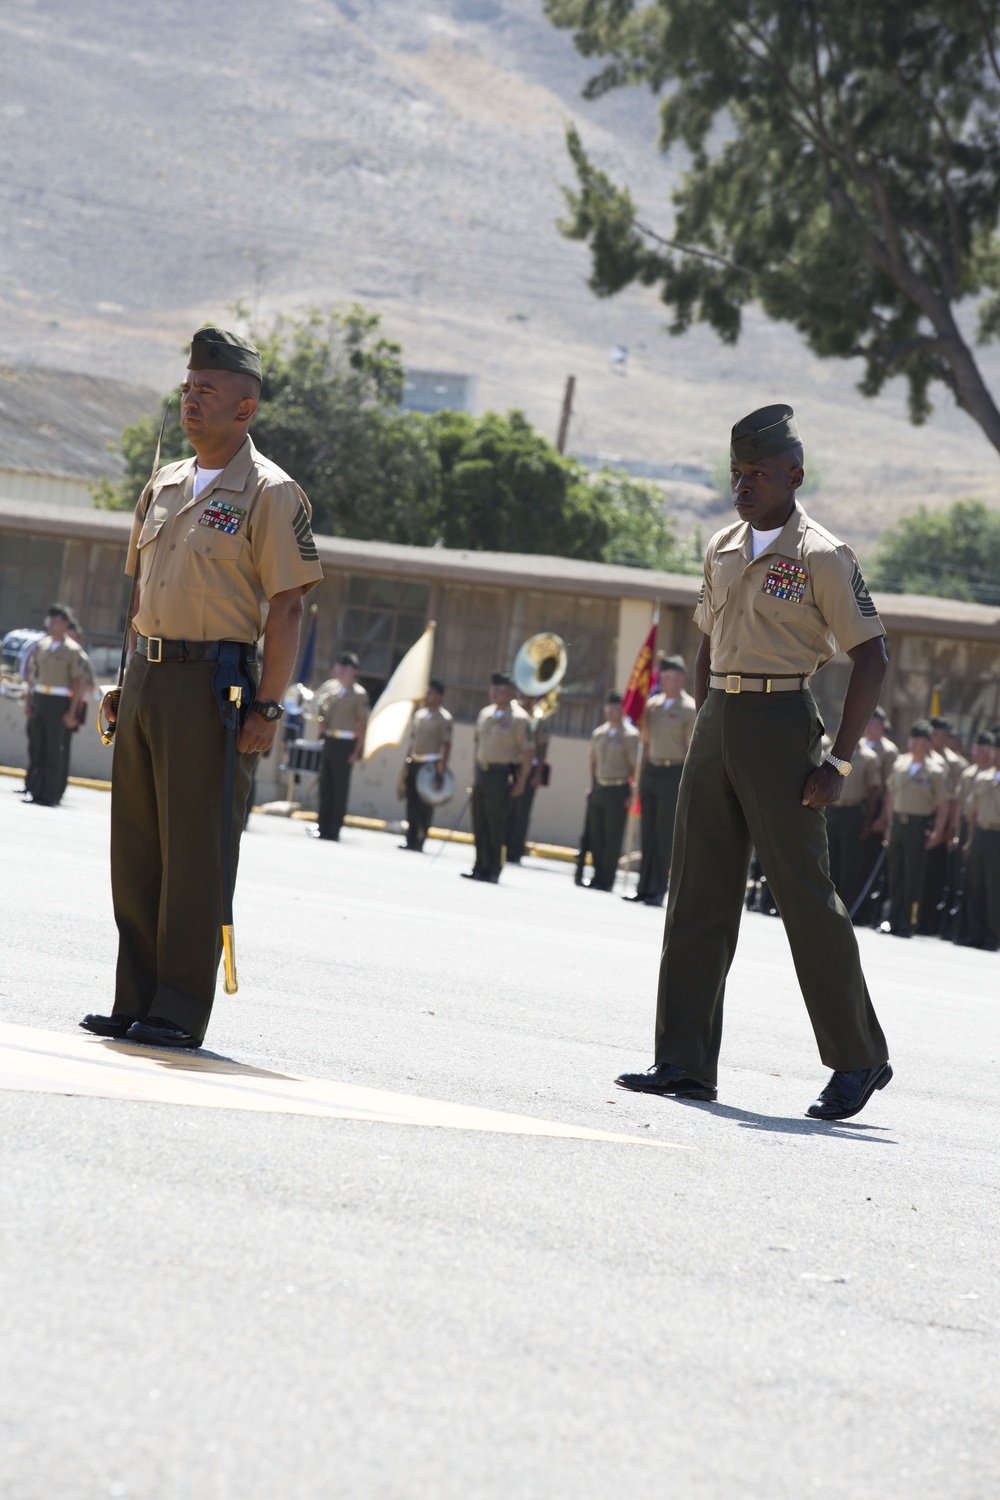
[618,602,659,896]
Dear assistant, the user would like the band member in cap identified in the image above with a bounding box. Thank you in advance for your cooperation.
[585,692,640,891]
[313,652,370,841]
[616,403,892,1121]
[880,721,950,937]
[506,702,550,864]
[80,326,323,1048]
[23,604,89,806]
[626,655,696,906]
[464,671,532,882]
[400,678,452,852]
[959,737,1000,949]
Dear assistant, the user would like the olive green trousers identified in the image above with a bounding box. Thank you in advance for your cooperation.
[110,655,256,1042]
[654,689,888,1086]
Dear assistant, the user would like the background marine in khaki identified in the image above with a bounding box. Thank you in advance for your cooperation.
[628,654,696,907]
[400,679,452,853]
[465,671,532,883]
[81,326,322,1050]
[881,722,950,938]
[313,652,371,841]
[585,692,639,892]
[23,604,89,807]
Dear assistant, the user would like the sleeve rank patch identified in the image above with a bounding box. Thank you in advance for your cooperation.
[762,559,808,602]
[697,582,706,605]
[292,500,319,563]
[198,501,247,535]
[851,561,878,617]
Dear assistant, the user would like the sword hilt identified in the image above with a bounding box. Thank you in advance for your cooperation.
[222,924,238,994]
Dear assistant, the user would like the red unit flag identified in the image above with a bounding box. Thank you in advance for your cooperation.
[622,618,658,728]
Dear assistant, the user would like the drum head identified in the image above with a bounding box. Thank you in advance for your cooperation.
[416,763,455,807]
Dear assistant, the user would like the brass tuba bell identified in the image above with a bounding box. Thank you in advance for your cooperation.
[512,632,568,721]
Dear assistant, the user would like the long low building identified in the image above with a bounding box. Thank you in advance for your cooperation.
[2,496,999,846]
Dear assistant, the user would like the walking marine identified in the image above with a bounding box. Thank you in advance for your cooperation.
[80,326,322,1049]
[616,404,892,1121]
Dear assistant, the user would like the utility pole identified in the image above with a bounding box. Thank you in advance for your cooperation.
[556,375,576,454]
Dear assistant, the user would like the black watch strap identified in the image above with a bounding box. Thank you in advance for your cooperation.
[251,699,284,722]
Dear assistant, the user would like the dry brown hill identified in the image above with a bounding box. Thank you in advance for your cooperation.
[2,0,999,554]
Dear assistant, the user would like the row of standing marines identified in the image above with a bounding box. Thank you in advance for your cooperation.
[18,323,984,1122]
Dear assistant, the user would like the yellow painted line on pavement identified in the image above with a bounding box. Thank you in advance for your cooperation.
[0,764,113,791]
[0,1023,684,1150]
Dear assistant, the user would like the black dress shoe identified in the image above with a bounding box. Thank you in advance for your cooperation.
[127,1018,200,1049]
[806,1062,892,1120]
[79,1013,134,1038]
[615,1062,717,1101]
[643,897,664,908]
[622,893,646,902]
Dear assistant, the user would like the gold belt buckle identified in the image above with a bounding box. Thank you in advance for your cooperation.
[725,674,741,694]
[146,636,162,663]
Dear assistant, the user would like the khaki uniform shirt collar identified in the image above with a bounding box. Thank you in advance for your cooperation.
[719,503,806,565]
[176,436,256,515]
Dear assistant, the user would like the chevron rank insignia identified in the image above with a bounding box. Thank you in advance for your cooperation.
[292,501,319,562]
[851,562,878,618]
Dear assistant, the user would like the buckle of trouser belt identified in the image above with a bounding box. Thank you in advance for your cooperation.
[146,635,162,663]
[725,674,741,694]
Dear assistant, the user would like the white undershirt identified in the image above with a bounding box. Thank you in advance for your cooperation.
[193,465,225,498]
[750,525,785,559]
[661,697,676,710]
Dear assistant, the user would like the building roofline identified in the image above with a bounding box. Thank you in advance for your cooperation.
[0,497,997,641]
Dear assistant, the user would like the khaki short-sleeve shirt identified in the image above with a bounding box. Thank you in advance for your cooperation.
[694,503,885,676]
[27,637,86,691]
[314,679,370,735]
[591,720,640,782]
[865,735,898,789]
[890,755,949,816]
[969,769,1000,830]
[128,437,323,641]
[836,741,882,808]
[476,702,533,764]
[410,706,453,758]
[645,690,697,763]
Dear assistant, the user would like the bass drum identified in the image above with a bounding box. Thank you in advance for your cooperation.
[416,762,455,807]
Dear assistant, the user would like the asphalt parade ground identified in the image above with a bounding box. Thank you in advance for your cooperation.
[1,781,998,1500]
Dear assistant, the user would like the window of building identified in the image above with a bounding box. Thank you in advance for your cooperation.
[0,531,66,636]
[339,575,430,697]
[506,591,619,738]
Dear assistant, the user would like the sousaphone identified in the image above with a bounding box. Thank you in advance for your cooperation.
[512,632,568,721]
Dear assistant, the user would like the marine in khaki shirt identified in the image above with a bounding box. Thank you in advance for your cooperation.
[695,501,885,679]
[409,703,453,760]
[315,677,371,738]
[967,764,1000,832]
[887,752,950,819]
[83,326,322,1052]
[644,689,697,764]
[616,403,891,1123]
[128,435,320,644]
[26,634,87,695]
[23,606,89,808]
[466,672,534,883]
[590,718,640,783]
[475,699,533,766]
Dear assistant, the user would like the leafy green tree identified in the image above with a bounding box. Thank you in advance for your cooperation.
[869,499,1000,604]
[586,468,700,570]
[547,0,1000,452]
[425,409,614,557]
[94,306,442,542]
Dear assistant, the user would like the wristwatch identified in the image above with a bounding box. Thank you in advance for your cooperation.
[823,751,852,777]
[250,699,284,722]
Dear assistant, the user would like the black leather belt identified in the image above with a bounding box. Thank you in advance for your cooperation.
[136,634,259,664]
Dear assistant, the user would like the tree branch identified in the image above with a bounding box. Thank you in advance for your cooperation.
[634,220,754,277]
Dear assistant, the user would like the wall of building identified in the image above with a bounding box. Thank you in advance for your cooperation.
[0,471,96,508]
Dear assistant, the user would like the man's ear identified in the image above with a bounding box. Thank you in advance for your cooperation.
[236,397,258,428]
[789,463,805,492]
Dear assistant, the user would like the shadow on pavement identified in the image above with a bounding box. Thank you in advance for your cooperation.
[678,1098,897,1144]
[94,1039,297,1081]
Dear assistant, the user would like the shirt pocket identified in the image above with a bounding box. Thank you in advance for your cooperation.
[179,525,244,600]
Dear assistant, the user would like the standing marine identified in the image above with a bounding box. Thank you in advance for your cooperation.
[81,326,322,1048]
[625,654,696,907]
[616,404,892,1121]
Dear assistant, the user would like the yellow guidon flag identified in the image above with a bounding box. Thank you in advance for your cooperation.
[362,621,436,761]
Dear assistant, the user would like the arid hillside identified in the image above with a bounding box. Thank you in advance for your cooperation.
[2,0,1000,553]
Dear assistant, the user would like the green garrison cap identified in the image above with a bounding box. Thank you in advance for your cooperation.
[188,326,262,381]
[730,403,801,462]
[659,654,687,674]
